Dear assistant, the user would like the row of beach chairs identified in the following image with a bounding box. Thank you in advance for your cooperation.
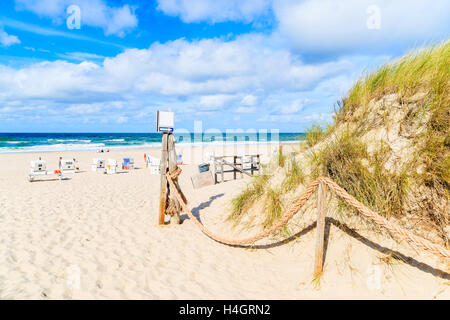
[28,157,136,182]
[28,153,183,182]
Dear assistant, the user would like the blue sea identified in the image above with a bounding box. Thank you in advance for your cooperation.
[0,132,305,153]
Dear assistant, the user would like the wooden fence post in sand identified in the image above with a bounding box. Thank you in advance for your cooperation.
[158,132,183,225]
[158,133,169,225]
[167,133,182,224]
[314,182,327,277]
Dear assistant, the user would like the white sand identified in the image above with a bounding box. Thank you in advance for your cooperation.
[0,144,448,299]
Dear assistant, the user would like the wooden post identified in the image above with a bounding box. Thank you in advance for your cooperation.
[221,159,224,183]
[240,157,243,179]
[257,155,260,174]
[168,133,181,224]
[213,157,217,184]
[313,182,327,277]
[233,156,237,180]
[158,133,169,225]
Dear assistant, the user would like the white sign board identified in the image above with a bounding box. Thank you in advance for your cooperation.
[157,110,174,132]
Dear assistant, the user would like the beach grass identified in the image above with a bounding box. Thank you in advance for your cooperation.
[228,41,449,241]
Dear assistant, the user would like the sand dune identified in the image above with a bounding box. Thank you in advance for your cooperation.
[0,146,448,299]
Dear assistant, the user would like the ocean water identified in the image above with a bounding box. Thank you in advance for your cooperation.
[0,132,305,153]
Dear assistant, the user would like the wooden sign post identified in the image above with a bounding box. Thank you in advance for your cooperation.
[158,132,183,225]
[158,132,169,225]
[157,110,184,225]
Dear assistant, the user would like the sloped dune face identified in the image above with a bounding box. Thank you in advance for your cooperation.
[228,43,449,257]
[318,43,449,245]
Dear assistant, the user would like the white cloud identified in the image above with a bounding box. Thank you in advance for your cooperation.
[14,0,138,36]
[0,34,359,126]
[157,0,449,55]
[236,106,256,114]
[199,94,234,110]
[57,51,105,62]
[156,0,271,23]
[0,29,21,46]
[240,94,257,106]
[273,0,450,54]
[116,115,128,124]
[279,99,310,114]
[258,112,333,123]
[0,35,352,101]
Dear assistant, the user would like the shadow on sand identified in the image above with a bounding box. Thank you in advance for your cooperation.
[180,193,225,224]
[186,193,449,280]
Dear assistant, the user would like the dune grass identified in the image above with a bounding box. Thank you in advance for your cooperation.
[309,132,410,220]
[278,145,286,168]
[282,157,306,192]
[228,173,270,226]
[305,124,326,148]
[228,41,449,238]
[263,188,284,228]
[337,42,449,124]
[306,42,448,240]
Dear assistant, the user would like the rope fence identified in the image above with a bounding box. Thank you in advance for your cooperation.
[166,169,450,275]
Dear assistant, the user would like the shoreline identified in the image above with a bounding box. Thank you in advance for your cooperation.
[0,140,302,155]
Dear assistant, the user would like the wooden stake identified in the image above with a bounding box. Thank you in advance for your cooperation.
[168,133,181,224]
[221,159,224,183]
[314,182,327,277]
[233,156,237,180]
[158,133,168,225]
[213,158,217,184]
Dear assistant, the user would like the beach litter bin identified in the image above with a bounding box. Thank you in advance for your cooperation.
[198,163,210,173]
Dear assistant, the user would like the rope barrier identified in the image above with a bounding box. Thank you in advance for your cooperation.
[166,172,450,259]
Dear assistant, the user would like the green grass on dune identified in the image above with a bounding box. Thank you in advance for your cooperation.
[308,41,449,242]
[228,41,449,242]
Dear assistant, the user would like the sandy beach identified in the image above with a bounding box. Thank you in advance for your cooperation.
[0,144,448,299]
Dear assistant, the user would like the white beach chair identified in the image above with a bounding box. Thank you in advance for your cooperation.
[59,158,76,174]
[147,156,161,175]
[28,159,63,182]
[92,158,105,172]
[106,159,117,174]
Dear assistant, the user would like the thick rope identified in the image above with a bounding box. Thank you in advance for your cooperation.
[166,172,450,259]
[317,177,450,259]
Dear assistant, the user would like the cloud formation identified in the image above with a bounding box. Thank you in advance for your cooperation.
[2,35,352,98]
[156,0,271,23]
[0,34,355,127]
[273,0,450,54]
[14,0,138,36]
[0,29,21,46]
[157,0,449,55]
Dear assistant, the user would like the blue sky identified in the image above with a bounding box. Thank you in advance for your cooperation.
[0,0,448,132]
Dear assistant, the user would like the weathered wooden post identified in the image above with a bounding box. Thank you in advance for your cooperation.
[167,133,181,224]
[221,158,224,183]
[158,132,168,225]
[313,181,327,277]
[157,110,183,225]
[233,156,237,180]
